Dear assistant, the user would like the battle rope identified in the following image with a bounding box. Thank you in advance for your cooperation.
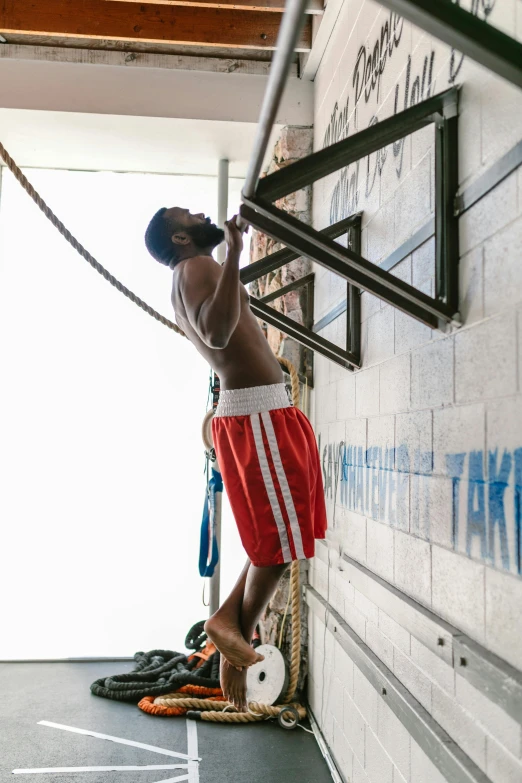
[0,142,185,337]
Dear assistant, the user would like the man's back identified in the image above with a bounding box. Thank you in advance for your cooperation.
[171,254,284,391]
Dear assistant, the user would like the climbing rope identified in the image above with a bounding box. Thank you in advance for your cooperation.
[0,142,185,337]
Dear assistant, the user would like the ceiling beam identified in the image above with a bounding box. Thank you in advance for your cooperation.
[0,0,312,51]
[106,0,324,13]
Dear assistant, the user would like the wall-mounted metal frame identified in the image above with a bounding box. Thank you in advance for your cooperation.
[240,214,363,370]
[376,0,522,91]
[241,88,460,345]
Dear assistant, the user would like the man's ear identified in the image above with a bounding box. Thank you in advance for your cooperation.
[172,231,190,247]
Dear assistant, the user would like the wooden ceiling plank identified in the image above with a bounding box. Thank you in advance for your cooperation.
[104,0,324,14]
[0,0,312,51]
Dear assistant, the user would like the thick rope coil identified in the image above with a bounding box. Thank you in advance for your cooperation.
[0,142,185,337]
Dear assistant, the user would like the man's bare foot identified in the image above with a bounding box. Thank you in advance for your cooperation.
[220,656,249,712]
[205,615,264,670]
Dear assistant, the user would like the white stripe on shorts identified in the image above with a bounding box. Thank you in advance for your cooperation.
[250,413,292,563]
[261,410,305,560]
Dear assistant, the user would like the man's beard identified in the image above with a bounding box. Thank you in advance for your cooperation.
[187,220,225,252]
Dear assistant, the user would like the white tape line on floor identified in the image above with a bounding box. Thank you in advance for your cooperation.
[38,721,199,761]
[186,720,199,783]
[13,766,188,774]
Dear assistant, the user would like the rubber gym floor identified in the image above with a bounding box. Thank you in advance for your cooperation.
[0,661,333,783]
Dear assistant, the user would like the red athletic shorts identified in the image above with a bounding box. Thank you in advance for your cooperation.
[212,383,327,567]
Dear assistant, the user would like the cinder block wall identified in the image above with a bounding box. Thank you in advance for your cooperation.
[308,2,522,782]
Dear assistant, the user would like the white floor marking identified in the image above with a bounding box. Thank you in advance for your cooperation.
[13,766,188,774]
[37,721,199,761]
[186,720,200,783]
[152,777,190,783]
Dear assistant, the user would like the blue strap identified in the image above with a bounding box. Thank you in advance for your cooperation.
[199,468,223,578]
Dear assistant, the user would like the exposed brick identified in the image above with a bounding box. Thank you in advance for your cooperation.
[455,313,518,404]
[432,545,486,642]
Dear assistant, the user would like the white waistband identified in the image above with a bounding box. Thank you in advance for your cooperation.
[214,383,291,417]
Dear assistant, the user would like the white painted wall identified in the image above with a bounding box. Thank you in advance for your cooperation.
[308,2,522,782]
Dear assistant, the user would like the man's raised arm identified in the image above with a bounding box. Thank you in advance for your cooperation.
[179,217,244,349]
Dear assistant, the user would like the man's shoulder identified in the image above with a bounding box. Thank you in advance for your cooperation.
[177,255,220,283]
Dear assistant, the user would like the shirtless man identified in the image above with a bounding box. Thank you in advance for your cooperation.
[145,207,327,711]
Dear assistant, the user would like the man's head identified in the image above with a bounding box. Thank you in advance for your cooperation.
[145,207,225,268]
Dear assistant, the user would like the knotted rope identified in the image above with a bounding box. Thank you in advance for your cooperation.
[0,142,185,337]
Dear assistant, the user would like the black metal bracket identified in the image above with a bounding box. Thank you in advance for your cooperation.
[240,88,460,370]
[241,216,363,371]
[376,0,522,91]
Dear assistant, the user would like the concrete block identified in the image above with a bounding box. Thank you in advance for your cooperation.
[336,507,367,564]
[395,154,432,246]
[365,729,394,783]
[393,646,432,712]
[481,76,522,169]
[354,587,379,625]
[485,566,522,671]
[432,684,487,772]
[336,372,357,421]
[410,636,455,695]
[326,674,345,729]
[361,291,383,322]
[458,85,482,186]
[378,609,411,656]
[433,402,485,475]
[410,740,449,783]
[460,171,518,254]
[412,237,435,289]
[367,199,396,265]
[380,353,411,414]
[395,410,433,473]
[366,517,395,583]
[432,545,486,642]
[367,415,395,463]
[456,674,521,758]
[395,308,432,354]
[410,474,454,548]
[363,306,395,366]
[356,366,380,416]
[353,754,371,783]
[455,312,518,403]
[459,246,484,325]
[344,595,368,642]
[411,338,454,409]
[366,620,394,670]
[389,257,413,286]
[333,719,354,783]
[377,698,411,782]
[486,737,522,783]
[484,215,522,317]
[343,691,366,767]
[315,381,337,427]
[381,471,410,531]
[394,531,432,607]
[353,666,379,733]
[334,637,355,696]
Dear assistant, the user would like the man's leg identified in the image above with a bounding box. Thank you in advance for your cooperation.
[205,561,289,710]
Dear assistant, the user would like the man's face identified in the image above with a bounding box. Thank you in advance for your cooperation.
[165,207,225,255]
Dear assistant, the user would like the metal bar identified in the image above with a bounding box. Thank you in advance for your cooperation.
[238,0,309,229]
[249,297,359,368]
[306,586,493,783]
[437,112,460,314]
[256,88,458,201]
[216,158,229,265]
[376,0,522,90]
[380,218,435,272]
[347,221,361,364]
[457,139,522,216]
[240,213,361,285]
[241,200,457,327]
[259,272,315,303]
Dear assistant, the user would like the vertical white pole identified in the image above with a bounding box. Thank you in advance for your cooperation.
[217,158,229,265]
[209,159,228,617]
